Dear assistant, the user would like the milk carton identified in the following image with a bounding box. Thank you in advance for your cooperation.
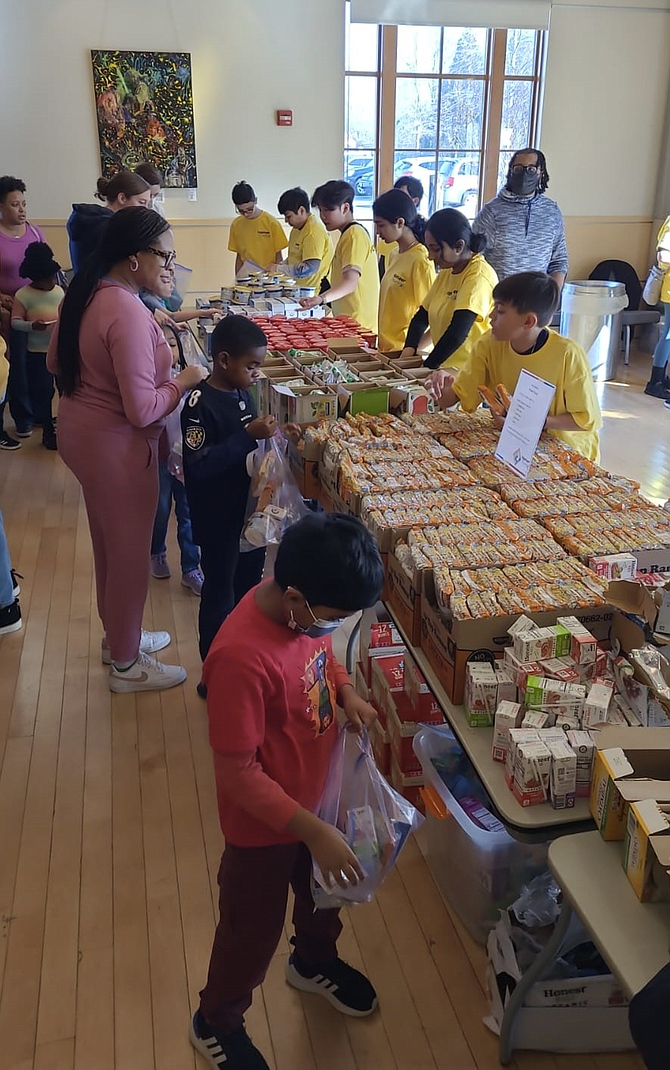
[547,740,577,809]
[522,710,550,730]
[567,730,595,797]
[492,701,523,763]
[582,683,612,728]
[513,741,552,807]
[494,668,517,705]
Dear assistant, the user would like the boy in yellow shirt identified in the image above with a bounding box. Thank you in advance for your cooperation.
[277,187,334,292]
[429,272,602,461]
[228,181,288,278]
[300,181,379,333]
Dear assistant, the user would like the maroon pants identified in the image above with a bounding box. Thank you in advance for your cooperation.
[199,841,342,1035]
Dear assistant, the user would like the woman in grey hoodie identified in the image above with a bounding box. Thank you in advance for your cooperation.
[473,149,568,289]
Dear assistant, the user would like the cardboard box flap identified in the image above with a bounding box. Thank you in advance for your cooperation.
[631,798,670,834]
[617,779,670,803]
[600,747,635,779]
[607,580,658,625]
[591,725,670,750]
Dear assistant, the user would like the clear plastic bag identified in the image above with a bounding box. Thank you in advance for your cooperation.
[312,727,424,909]
[239,432,308,552]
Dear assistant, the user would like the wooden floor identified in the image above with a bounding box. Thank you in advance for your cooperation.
[0,352,662,1070]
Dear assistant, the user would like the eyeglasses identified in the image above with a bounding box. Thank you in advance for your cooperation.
[511,164,540,176]
[145,246,177,268]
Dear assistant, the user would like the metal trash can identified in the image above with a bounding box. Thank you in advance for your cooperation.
[559,280,629,382]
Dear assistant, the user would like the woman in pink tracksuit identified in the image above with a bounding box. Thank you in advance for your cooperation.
[47,207,207,693]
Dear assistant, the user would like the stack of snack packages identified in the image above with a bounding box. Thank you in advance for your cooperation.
[463,615,612,810]
[357,623,444,810]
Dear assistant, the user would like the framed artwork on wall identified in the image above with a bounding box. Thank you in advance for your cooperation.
[90,49,198,188]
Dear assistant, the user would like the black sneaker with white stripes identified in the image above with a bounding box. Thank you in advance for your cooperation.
[285,938,378,1017]
[189,1011,270,1069]
[11,570,22,599]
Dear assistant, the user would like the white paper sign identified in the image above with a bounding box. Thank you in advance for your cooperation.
[494,369,556,478]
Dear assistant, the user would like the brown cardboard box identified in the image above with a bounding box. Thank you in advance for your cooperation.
[387,553,422,646]
[623,799,670,901]
[420,586,501,704]
[287,441,320,499]
[589,725,670,840]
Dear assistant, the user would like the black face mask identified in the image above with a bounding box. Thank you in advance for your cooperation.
[507,171,540,196]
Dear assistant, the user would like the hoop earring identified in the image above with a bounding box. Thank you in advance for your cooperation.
[129,257,139,273]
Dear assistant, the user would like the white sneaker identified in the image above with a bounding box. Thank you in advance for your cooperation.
[102,628,171,665]
[108,650,187,693]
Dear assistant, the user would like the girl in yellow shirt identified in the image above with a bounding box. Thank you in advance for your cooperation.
[398,209,497,371]
[373,189,435,353]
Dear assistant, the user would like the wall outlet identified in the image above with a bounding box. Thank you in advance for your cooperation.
[187,188,197,201]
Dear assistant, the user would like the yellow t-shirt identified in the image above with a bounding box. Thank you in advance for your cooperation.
[454,329,602,461]
[287,213,334,291]
[378,244,436,352]
[657,217,670,303]
[228,210,288,269]
[329,223,380,333]
[377,238,398,263]
[424,253,497,371]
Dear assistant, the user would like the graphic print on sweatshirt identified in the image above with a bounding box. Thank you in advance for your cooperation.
[302,648,336,735]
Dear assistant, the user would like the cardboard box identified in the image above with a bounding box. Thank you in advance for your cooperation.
[589,726,670,840]
[371,716,391,775]
[623,799,670,901]
[403,656,443,723]
[420,586,501,705]
[387,702,423,774]
[389,756,425,811]
[388,553,422,647]
[589,553,638,581]
[547,740,577,810]
[492,701,523,763]
[287,441,320,499]
[337,381,391,417]
[567,730,595,798]
[271,383,338,427]
[361,620,405,686]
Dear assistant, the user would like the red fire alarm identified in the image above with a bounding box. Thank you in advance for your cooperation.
[276,109,293,127]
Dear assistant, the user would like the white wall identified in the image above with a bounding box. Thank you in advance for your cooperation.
[541,3,670,217]
[1,0,345,220]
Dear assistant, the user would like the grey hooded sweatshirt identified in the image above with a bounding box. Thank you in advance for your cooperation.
[472,188,568,281]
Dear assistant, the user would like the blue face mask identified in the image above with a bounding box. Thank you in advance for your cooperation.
[287,595,346,638]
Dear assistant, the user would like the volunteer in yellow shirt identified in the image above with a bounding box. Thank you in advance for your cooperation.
[377,174,426,272]
[277,187,334,292]
[398,208,497,371]
[373,189,435,352]
[644,214,670,399]
[300,180,379,333]
[429,272,602,460]
[228,181,287,278]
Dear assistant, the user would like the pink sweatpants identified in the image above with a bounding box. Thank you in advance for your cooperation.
[58,418,160,664]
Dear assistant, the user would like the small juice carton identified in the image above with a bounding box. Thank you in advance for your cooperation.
[588,552,637,581]
[492,701,523,763]
[465,664,498,727]
[582,682,612,728]
[522,710,550,730]
[495,668,517,705]
[550,625,573,659]
[505,728,540,789]
[513,741,552,807]
[567,729,595,797]
[503,648,543,691]
[539,657,580,684]
[547,740,577,810]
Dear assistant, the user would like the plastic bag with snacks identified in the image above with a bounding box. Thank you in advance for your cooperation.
[239,431,308,552]
[311,727,423,909]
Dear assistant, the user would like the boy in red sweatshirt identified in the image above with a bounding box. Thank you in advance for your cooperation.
[190,512,385,1070]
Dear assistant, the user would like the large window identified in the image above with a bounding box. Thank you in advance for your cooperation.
[344,10,546,228]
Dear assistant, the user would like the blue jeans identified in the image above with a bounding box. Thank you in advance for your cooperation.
[151,462,200,573]
[652,302,670,368]
[0,504,14,608]
[0,328,34,432]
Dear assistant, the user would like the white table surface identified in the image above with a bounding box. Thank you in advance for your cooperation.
[549,832,670,996]
[383,601,593,834]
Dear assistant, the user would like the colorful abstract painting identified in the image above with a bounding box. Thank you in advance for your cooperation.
[91,50,197,187]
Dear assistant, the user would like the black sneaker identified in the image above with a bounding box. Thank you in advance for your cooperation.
[11,570,22,599]
[285,938,378,1017]
[197,680,208,699]
[189,1011,270,1069]
[14,425,33,438]
[0,433,21,450]
[0,598,22,637]
[644,381,670,400]
[42,427,57,451]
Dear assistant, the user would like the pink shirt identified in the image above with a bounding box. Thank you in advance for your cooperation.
[47,280,184,439]
[0,223,45,297]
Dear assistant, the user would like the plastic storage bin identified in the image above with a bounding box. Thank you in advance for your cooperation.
[414,725,548,944]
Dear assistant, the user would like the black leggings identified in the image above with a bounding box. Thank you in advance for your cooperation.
[198,532,265,661]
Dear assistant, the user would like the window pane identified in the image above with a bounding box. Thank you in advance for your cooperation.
[345,150,376,205]
[500,80,533,152]
[397,26,441,74]
[442,28,488,75]
[505,29,536,76]
[435,152,481,219]
[497,150,514,191]
[395,78,440,151]
[345,4,379,72]
[439,79,485,150]
[393,151,434,215]
[345,75,378,149]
